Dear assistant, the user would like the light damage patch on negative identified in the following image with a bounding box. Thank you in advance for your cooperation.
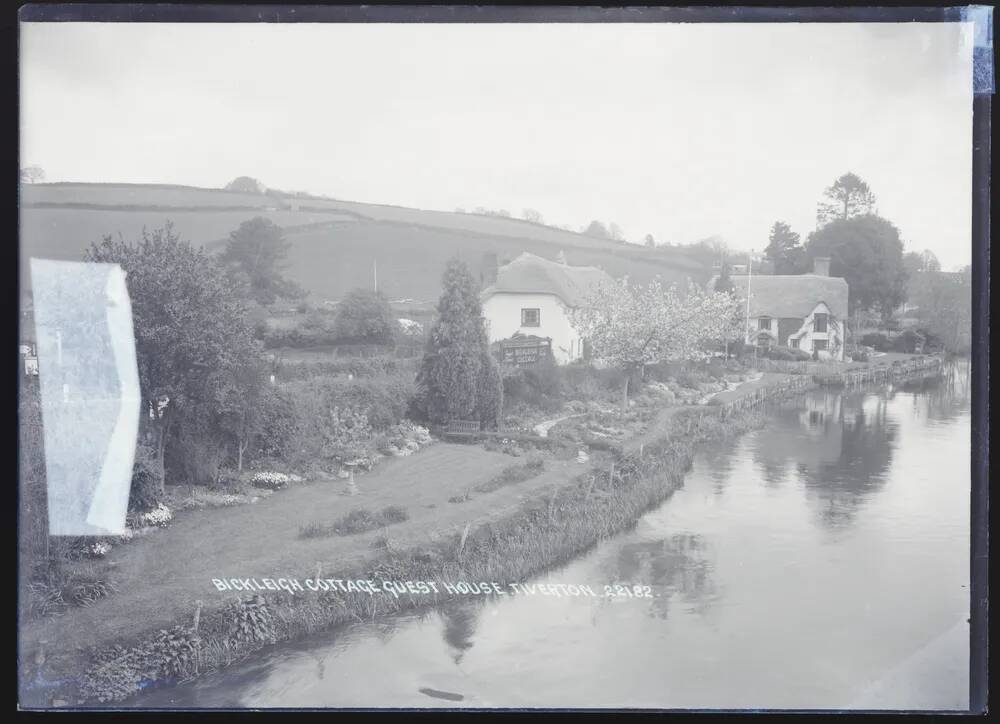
[30,258,141,536]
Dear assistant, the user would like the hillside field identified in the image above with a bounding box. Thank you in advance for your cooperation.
[19,182,709,301]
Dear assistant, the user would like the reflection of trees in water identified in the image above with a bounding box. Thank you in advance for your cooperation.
[698,436,741,496]
[800,393,896,529]
[908,360,971,423]
[439,601,481,664]
[752,394,843,487]
[606,534,717,620]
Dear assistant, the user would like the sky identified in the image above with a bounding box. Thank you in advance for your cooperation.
[20,21,975,269]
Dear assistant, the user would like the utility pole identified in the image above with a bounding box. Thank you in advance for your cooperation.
[744,248,753,351]
[373,259,377,292]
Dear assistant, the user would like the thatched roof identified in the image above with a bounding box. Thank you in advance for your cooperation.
[709,273,849,320]
[482,252,614,307]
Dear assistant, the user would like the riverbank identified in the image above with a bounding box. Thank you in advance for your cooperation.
[19,357,938,706]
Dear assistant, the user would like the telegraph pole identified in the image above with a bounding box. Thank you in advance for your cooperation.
[744,248,753,350]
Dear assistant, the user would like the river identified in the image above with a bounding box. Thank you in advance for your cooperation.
[134,364,971,710]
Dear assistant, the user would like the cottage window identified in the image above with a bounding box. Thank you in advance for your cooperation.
[813,339,828,351]
[521,308,540,327]
[758,316,771,331]
[789,338,799,349]
[814,313,828,333]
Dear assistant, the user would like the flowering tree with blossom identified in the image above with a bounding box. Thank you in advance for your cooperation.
[572,278,742,410]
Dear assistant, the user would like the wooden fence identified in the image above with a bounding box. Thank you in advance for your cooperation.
[714,375,816,416]
[814,355,944,388]
[746,357,842,376]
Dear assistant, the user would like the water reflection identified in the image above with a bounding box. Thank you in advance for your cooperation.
[440,601,480,664]
[608,534,718,620]
[129,371,971,710]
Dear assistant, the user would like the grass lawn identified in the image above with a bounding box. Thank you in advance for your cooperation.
[20,443,582,673]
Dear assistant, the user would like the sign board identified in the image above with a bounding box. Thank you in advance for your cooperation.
[498,336,552,367]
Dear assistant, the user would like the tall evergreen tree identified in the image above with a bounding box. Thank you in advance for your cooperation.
[764,221,803,274]
[417,257,500,425]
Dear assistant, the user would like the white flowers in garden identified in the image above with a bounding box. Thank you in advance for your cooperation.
[571,279,742,408]
[572,278,741,369]
[249,471,293,490]
[135,503,173,528]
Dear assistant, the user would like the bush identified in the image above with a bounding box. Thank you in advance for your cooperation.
[892,329,925,353]
[850,350,870,362]
[332,289,398,346]
[861,333,891,352]
[127,444,162,512]
[762,346,810,362]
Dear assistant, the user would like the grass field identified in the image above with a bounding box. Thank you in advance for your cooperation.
[19,182,710,301]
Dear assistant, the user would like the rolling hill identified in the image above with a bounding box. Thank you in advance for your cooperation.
[19,182,709,303]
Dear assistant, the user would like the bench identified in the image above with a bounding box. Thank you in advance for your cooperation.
[445,419,481,439]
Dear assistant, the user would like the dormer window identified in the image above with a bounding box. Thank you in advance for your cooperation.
[814,313,828,333]
[758,316,771,330]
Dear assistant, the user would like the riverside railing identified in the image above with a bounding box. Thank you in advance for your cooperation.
[814,355,944,388]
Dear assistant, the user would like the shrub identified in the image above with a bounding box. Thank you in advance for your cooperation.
[861,333,891,352]
[304,505,411,538]
[127,444,162,512]
[249,472,292,490]
[379,504,410,524]
[332,288,398,345]
[851,350,870,362]
[892,329,925,353]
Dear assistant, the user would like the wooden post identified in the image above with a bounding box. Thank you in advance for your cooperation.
[608,460,615,490]
[457,522,471,558]
[192,600,203,633]
[548,487,558,522]
[584,474,596,502]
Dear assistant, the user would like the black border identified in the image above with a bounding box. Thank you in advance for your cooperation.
[11,2,991,716]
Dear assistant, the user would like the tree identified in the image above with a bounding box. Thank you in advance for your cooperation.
[417,257,500,424]
[85,223,260,495]
[20,166,45,184]
[908,267,971,353]
[817,172,877,227]
[804,214,908,321]
[714,262,735,294]
[217,357,272,473]
[644,234,656,248]
[522,208,544,224]
[225,176,266,194]
[332,288,398,345]
[219,217,303,305]
[572,278,740,410]
[608,222,625,242]
[582,220,611,239]
[905,249,941,273]
[764,221,804,274]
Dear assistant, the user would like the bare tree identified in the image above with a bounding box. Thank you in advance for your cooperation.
[522,208,544,224]
[20,166,45,184]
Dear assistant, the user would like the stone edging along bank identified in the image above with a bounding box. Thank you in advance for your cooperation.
[26,365,936,706]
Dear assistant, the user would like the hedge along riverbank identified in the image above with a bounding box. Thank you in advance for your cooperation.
[55,402,776,706]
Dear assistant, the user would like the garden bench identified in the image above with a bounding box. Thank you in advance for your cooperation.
[445,419,481,439]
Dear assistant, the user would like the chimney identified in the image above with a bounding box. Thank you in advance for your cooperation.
[813,257,831,276]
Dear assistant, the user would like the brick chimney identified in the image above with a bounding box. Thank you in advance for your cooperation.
[813,257,831,276]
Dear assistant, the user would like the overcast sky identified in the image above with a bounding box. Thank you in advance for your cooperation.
[20,21,974,269]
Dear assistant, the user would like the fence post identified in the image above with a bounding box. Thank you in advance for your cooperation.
[457,522,471,559]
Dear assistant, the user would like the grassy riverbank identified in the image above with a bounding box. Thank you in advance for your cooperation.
[22,360,932,707]
[76,405,768,706]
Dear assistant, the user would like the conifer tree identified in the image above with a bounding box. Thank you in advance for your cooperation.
[417,257,501,425]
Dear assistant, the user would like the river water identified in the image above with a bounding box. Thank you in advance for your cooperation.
[135,364,971,710]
